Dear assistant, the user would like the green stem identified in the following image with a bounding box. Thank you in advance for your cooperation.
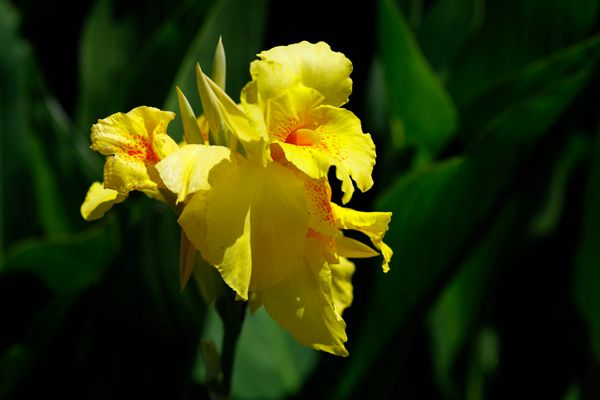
[214,293,247,399]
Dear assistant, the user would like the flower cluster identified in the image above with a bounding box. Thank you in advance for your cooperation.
[81,41,392,356]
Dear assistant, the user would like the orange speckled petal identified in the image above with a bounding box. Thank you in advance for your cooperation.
[276,105,375,204]
[305,178,337,237]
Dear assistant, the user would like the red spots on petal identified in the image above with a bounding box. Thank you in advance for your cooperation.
[316,131,344,159]
[306,179,336,227]
[271,117,299,141]
[120,134,160,164]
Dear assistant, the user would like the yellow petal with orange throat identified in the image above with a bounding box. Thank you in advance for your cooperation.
[91,106,176,157]
[91,106,177,194]
[269,89,375,203]
[80,182,127,221]
[250,41,353,107]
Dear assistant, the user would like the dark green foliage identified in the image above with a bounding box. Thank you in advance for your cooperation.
[1,0,599,398]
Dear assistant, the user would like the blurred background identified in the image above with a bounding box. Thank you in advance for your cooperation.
[1,0,599,398]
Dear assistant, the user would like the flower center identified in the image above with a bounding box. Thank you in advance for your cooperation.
[285,128,320,146]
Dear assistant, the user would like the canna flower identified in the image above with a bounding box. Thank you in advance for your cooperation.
[242,41,376,204]
[80,39,392,357]
[80,106,178,221]
[157,41,392,356]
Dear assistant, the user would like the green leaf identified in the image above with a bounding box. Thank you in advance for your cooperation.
[448,0,600,107]
[232,308,317,400]
[0,345,34,397]
[461,34,600,143]
[334,38,594,399]
[196,306,318,400]
[429,200,516,397]
[378,0,458,155]
[164,0,269,140]
[417,0,485,74]
[0,221,119,296]
[25,128,70,235]
[0,1,91,246]
[562,384,582,400]
[529,134,588,236]
[574,123,600,363]
[0,0,34,251]
[76,0,135,128]
[115,1,215,111]
[465,327,500,400]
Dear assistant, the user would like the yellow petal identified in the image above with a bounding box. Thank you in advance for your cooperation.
[180,189,252,300]
[211,36,226,90]
[91,106,178,194]
[266,85,324,142]
[334,236,380,259]
[177,87,204,145]
[261,238,349,356]
[91,106,176,159]
[141,188,167,203]
[156,144,232,203]
[197,115,210,144]
[190,245,227,304]
[251,41,353,107]
[152,130,179,159]
[179,229,196,291]
[305,178,338,237]
[196,65,268,159]
[275,104,375,204]
[331,204,393,272]
[179,160,309,299]
[103,153,161,194]
[179,191,212,268]
[246,162,308,291]
[80,182,127,221]
[331,257,355,315]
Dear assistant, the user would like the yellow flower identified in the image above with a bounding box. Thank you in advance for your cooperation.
[242,41,376,204]
[81,106,178,221]
[154,41,393,356]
